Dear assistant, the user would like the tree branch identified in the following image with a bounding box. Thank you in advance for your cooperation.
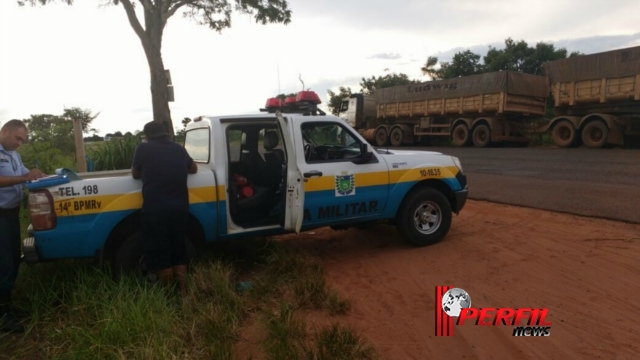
[120,0,150,48]
[166,0,191,20]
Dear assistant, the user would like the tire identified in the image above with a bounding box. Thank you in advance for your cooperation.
[581,121,609,149]
[472,124,491,148]
[390,127,404,147]
[396,187,452,247]
[551,120,577,148]
[375,127,389,147]
[114,231,197,277]
[451,123,470,147]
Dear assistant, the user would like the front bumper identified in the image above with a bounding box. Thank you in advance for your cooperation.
[22,224,40,264]
[453,186,468,214]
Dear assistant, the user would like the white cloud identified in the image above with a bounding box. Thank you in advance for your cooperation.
[1,0,639,136]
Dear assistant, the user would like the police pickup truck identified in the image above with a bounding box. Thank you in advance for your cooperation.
[23,91,468,271]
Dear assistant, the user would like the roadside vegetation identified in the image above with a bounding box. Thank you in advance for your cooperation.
[2,235,376,359]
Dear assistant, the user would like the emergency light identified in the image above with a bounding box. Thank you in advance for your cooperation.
[260,90,326,116]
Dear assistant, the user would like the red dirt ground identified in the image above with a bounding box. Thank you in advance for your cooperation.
[278,200,640,359]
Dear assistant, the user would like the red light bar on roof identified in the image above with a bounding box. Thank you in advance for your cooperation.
[265,98,283,108]
[296,91,321,104]
[284,96,297,106]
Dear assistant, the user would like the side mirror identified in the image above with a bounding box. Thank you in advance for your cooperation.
[360,143,373,161]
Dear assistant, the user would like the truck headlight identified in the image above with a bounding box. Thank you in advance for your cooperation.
[452,157,463,173]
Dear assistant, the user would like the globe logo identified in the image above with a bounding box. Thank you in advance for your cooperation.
[441,288,472,317]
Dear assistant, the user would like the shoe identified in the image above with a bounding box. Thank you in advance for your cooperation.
[172,265,188,298]
[0,312,24,333]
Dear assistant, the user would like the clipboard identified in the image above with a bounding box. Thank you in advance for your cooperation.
[25,174,70,190]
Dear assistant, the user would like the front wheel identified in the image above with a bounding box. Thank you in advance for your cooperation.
[396,187,452,246]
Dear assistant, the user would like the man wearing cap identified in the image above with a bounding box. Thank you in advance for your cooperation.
[131,121,197,296]
[1,119,46,333]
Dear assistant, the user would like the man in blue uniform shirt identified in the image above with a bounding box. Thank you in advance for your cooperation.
[0,119,45,333]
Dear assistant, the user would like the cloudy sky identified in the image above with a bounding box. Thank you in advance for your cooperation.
[1,0,639,136]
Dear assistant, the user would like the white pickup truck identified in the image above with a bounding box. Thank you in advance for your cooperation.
[22,91,468,271]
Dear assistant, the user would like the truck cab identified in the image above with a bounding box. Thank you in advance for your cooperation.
[338,93,376,129]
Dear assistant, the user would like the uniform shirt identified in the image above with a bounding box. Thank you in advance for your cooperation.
[0,143,29,209]
[132,139,194,213]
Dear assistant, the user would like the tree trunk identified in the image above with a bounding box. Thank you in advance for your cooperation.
[120,0,175,140]
[144,46,175,140]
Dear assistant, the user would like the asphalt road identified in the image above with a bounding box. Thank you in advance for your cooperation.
[396,146,640,224]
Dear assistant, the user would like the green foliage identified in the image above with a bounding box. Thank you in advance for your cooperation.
[424,37,572,80]
[327,86,352,115]
[3,237,375,359]
[89,135,141,171]
[420,56,439,79]
[18,141,76,174]
[359,73,419,95]
[484,39,568,75]
[433,50,483,80]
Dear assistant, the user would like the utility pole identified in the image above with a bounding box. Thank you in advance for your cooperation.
[73,118,87,173]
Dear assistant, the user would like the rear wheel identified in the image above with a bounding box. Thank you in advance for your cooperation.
[390,127,404,147]
[472,124,491,148]
[375,127,389,147]
[397,187,452,247]
[114,231,197,278]
[551,120,577,148]
[581,121,609,149]
[451,123,470,147]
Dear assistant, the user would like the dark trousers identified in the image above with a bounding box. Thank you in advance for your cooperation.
[141,210,188,272]
[0,208,21,303]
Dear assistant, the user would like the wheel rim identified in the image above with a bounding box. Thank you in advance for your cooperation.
[475,128,487,143]
[589,127,604,142]
[455,127,466,141]
[559,127,571,140]
[413,201,442,235]
[376,129,387,144]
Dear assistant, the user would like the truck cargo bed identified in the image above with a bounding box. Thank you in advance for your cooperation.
[374,71,549,118]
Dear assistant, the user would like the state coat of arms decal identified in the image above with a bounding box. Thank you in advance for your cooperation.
[335,171,356,196]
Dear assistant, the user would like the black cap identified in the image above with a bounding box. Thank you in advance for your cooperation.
[143,121,169,139]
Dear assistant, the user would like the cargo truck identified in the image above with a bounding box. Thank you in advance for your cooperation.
[339,45,640,148]
[340,71,550,147]
[538,45,640,148]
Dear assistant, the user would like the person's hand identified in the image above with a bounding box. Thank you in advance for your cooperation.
[23,169,47,181]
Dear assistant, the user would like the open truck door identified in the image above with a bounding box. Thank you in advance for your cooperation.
[276,111,305,233]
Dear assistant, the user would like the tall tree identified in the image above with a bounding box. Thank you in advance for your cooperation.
[420,56,439,80]
[327,86,352,115]
[483,38,567,75]
[359,73,418,95]
[19,0,292,140]
[437,50,483,79]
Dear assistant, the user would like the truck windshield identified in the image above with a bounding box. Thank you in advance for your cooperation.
[184,128,210,163]
[339,100,349,112]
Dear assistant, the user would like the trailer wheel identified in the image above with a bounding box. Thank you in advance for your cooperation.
[390,127,404,147]
[581,120,609,149]
[451,123,470,147]
[472,124,491,148]
[551,120,577,148]
[396,187,452,247]
[375,127,389,147]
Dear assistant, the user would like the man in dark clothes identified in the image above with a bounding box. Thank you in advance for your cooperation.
[1,119,45,333]
[131,121,197,296]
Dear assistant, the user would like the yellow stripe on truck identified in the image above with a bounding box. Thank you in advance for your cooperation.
[53,186,219,217]
[303,166,458,192]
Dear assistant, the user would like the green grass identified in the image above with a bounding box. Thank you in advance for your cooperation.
[3,237,375,360]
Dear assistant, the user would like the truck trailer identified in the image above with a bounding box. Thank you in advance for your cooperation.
[339,45,640,148]
[539,45,640,148]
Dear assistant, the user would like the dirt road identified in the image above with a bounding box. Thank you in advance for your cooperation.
[280,200,640,359]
